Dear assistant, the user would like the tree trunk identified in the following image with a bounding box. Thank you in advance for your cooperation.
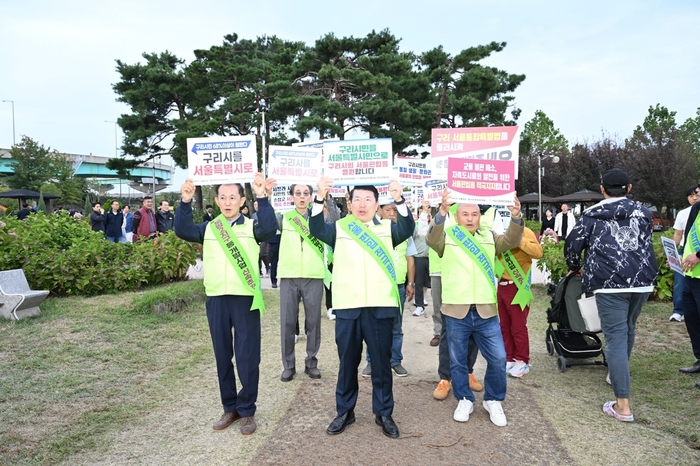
[195,186,203,212]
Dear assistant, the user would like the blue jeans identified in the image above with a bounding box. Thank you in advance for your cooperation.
[367,284,406,367]
[595,292,649,399]
[673,271,685,316]
[444,308,507,402]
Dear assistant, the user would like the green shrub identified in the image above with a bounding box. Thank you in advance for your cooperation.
[536,239,568,284]
[0,213,197,296]
[651,230,674,301]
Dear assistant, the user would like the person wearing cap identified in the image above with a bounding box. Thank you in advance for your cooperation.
[310,177,414,439]
[426,191,524,427]
[670,185,700,322]
[565,168,658,421]
[361,198,416,379]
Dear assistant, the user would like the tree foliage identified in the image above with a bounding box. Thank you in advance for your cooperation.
[110,29,526,171]
[7,136,67,192]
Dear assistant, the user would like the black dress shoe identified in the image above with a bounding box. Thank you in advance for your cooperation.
[375,415,400,438]
[281,368,296,382]
[679,360,700,374]
[327,410,355,435]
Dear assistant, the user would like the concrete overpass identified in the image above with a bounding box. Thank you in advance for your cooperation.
[0,148,174,194]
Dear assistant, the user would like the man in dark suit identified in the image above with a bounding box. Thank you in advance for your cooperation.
[309,176,414,439]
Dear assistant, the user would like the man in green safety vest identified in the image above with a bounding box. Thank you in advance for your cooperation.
[310,177,415,439]
[426,190,523,427]
[277,183,338,382]
[175,173,278,436]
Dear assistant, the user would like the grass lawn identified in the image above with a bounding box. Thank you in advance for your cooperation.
[0,281,698,465]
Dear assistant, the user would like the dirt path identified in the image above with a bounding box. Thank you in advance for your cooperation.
[61,280,700,465]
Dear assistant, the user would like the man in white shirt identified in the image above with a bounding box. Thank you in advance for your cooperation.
[670,185,700,322]
[554,204,575,239]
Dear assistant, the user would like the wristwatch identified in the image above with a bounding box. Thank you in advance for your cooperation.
[314,197,325,205]
[407,282,415,286]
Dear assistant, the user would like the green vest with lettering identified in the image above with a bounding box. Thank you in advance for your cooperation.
[277,211,325,279]
[203,218,259,296]
[332,219,396,309]
[442,226,497,305]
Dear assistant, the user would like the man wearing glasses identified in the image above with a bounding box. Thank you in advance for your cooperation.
[277,184,338,382]
[671,185,700,322]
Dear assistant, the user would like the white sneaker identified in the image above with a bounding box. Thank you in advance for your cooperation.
[508,360,530,378]
[669,313,684,322]
[606,372,611,385]
[506,361,516,372]
[413,306,425,316]
[453,398,474,422]
[483,400,507,426]
[327,308,336,320]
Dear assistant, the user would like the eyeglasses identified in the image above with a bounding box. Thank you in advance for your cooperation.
[293,191,311,196]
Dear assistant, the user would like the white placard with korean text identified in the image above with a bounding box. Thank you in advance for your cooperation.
[323,138,393,185]
[187,135,257,185]
[267,146,322,185]
[395,155,432,184]
[270,185,294,213]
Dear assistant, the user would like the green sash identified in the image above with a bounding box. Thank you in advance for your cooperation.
[501,250,533,311]
[338,216,401,310]
[283,209,333,287]
[445,223,497,301]
[209,215,265,314]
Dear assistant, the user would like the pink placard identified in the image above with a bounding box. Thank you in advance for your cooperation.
[447,158,515,200]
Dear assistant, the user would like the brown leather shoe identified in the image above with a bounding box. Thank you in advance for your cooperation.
[213,411,241,431]
[240,416,257,435]
[430,335,440,347]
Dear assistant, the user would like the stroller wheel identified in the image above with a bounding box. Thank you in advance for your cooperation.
[546,338,554,356]
[557,356,568,373]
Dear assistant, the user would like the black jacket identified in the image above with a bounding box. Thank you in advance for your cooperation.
[104,210,124,238]
[565,197,658,293]
[156,210,175,233]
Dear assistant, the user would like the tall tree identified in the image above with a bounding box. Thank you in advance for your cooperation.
[109,51,193,176]
[625,104,696,215]
[6,136,65,192]
[420,42,525,129]
[517,110,570,195]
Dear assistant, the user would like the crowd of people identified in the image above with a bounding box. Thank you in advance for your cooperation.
[176,170,680,439]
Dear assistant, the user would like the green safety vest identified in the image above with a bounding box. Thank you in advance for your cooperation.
[277,210,326,279]
[332,218,396,309]
[429,247,442,274]
[394,239,408,284]
[203,217,260,297]
[684,212,700,278]
[442,226,497,305]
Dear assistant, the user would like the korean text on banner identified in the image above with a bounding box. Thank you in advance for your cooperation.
[268,146,322,185]
[430,127,520,181]
[424,180,447,206]
[447,158,516,206]
[323,138,393,186]
[187,136,257,185]
[395,155,432,184]
[271,185,294,213]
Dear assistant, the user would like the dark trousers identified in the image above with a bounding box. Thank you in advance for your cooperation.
[682,277,700,360]
[414,256,430,306]
[335,307,396,417]
[325,263,334,310]
[206,295,261,417]
[438,309,478,381]
[268,241,280,285]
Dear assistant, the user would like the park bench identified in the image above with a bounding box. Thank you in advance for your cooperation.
[0,269,49,320]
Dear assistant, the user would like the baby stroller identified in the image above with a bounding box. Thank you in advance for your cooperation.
[545,274,607,372]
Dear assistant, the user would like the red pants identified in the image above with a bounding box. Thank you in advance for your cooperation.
[497,282,530,364]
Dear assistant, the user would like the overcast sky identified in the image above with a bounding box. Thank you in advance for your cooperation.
[1,0,699,191]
